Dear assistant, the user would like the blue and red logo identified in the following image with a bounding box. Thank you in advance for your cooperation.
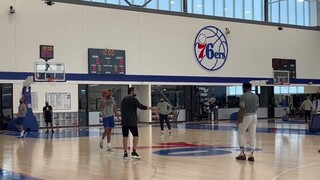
[194,26,228,71]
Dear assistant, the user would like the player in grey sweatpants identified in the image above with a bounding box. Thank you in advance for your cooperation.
[236,82,259,162]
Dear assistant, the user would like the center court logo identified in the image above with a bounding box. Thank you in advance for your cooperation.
[194,26,228,71]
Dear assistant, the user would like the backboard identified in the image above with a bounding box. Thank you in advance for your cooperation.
[34,62,65,82]
[273,70,290,85]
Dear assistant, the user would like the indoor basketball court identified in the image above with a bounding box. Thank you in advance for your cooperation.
[1,119,320,180]
[1,0,320,180]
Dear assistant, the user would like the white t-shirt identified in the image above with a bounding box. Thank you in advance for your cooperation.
[300,100,313,111]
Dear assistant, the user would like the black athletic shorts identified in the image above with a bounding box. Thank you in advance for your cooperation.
[45,116,52,123]
[122,126,139,137]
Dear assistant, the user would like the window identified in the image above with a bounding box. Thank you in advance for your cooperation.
[204,0,214,16]
[93,0,107,3]
[297,86,304,93]
[146,0,158,9]
[171,0,182,12]
[244,0,253,20]
[288,0,296,25]
[254,0,263,21]
[274,86,281,94]
[274,86,304,94]
[289,86,297,93]
[304,0,310,26]
[107,0,119,5]
[134,0,145,6]
[188,0,192,13]
[225,0,234,18]
[194,0,204,14]
[159,0,170,11]
[310,0,317,26]
[228,86,236,95]
[235,0,243,19]
[84,0,317,27]
[120,0,130,5]
[270,0,279,23]
[296,0,304,25]
[280,0,288,24]
[215,0,223,17]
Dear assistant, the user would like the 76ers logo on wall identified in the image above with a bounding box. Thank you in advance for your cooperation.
[194,26,228,71]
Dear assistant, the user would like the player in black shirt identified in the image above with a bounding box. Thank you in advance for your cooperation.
[121,87,152,159]
[43,101,54,133]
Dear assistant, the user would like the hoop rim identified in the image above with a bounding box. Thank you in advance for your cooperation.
[48,77,57,82]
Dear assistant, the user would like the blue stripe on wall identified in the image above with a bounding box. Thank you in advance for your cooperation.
[0,71,319,84]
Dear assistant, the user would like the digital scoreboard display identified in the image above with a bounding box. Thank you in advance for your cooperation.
[40,45,54,61]
[272,58,296,79]
[88,48,125,75]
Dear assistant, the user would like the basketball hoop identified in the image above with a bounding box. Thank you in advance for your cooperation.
[48,77,57,87]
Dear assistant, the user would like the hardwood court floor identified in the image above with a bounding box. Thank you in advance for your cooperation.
[1,120,320,180]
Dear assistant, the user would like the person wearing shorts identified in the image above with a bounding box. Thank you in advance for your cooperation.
[16,98,27,138]
[99,89,118,152]
[120,87,152,159]
[43,101,54,133]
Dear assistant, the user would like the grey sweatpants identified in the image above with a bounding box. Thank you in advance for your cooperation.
[237,114,257,149]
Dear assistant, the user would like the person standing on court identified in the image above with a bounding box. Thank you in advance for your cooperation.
[121,87,152,159]
[99,89,119,152]
[236,82,259,162]
[43,101,54,133]
[300,96,313,124]
[16,98,27,138]
[157,98,172,136]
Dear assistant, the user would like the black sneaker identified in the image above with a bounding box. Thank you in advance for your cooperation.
[131,152,141,159]
[123,152,128,160]
[248,156,254,162]
[235,154,246,160]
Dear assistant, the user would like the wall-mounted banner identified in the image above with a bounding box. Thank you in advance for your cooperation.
[194,26,228,71]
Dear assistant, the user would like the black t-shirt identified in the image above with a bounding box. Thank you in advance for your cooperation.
[43,105,53,117]
[121,96,147,126]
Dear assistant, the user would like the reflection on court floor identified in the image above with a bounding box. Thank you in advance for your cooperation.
[0,120,320,180]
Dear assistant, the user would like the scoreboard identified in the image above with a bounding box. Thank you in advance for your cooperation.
[88,48,125,75]
[272,58,296,79]
[40,45,54,61]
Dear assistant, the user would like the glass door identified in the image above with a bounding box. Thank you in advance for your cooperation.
[0,84,13,130]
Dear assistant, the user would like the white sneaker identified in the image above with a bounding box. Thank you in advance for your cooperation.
[23,131,27,138]
[169,131,173,136]
[99,140,104,149]
[160,131,164,136]
[107,147,113,152]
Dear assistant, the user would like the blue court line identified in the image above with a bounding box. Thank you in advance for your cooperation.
[0,168,41,180]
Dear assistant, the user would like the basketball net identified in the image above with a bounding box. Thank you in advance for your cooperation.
[48,77,57,87]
